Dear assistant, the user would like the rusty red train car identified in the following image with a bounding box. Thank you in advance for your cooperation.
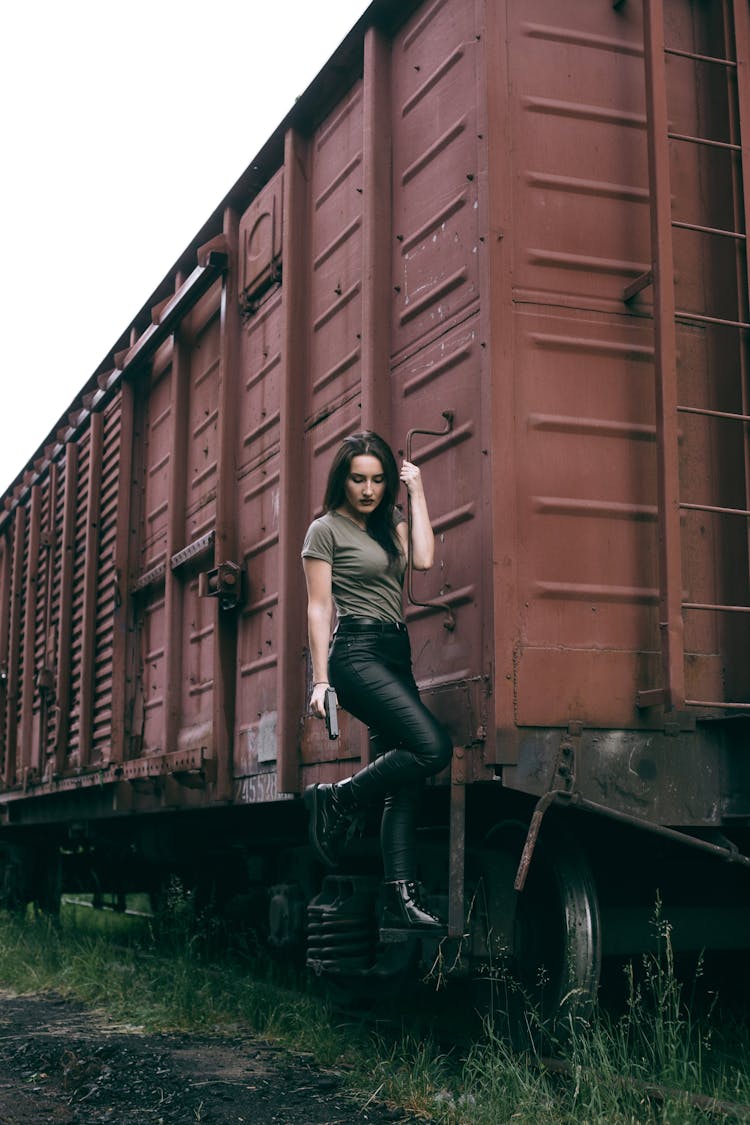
[1,0,749,1013]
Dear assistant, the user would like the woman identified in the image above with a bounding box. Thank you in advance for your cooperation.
[301,431,453,931]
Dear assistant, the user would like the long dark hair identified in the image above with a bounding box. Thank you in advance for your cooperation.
[323,431,402,565]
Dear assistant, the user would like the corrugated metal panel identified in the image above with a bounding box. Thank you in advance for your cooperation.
[91,398,121,763]
[2,0,747,815]
[508,0,654,726]
[178,574,214,744]
[0,537,9,784]
[238,293,283,474]
[66,429,91,765]
[393,319,484,697]
[507,0,748,726]
[185,311,220,542]
[42,463,65,773]
[308,82,364,418]
[139,367,172,576]
[510,1,649,311]
[391,0,481,360]
[234,177,284,777]
[6,509,27,785]
[31,467,58,779]
[15,500,33,778]
[134,366,171,756]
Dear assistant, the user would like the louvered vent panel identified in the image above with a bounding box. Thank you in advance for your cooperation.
[92,400,121,762]
[13,512,30,777]
[66,434,91,765]
[45,459,66,764]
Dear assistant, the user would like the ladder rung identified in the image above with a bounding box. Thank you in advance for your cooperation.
[623,269,653,301]
[636,687,667,708]
[644,692,750,711]
[685,699,750,710]
[675,309,750,329]
[672,219,746,241]
[678,404,750,424]
[668,131,741,153]
[664,46,737,68]
[680,502,750,518]
[683,600,750,612]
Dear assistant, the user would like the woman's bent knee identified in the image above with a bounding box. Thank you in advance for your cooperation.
[423,726,453,774]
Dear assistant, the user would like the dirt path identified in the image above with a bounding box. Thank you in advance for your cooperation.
[0,991,424,1124]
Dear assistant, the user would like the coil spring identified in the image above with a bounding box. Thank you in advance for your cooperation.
[306,874,378,975]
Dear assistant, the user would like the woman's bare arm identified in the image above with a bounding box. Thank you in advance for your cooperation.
[303,556,334,718]
[397,460,434,570]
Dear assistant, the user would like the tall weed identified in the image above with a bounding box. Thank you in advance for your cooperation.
[439,902,750,1124]
[0,898,747,1124]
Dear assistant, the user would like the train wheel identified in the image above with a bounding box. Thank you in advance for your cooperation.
[468,822,601,1044]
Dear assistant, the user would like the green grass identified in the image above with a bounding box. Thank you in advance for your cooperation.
[0,897,747,1123]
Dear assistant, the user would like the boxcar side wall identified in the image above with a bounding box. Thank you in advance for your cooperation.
[489,0,750,738]
[0,0,494,822]
[1,0,748,838]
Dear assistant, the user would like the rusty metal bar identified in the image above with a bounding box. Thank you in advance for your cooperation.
[683,601,750,613]
[680,501,750,517]
[686,697,750,709]
[78,412,104,769]
[642,0,686,709]
[514,791,557,892]
[668,131,741,152]
[623,268,653,301]
[672,218,745,240]
[664,46,737,67]
[20,486,40,780]
[675,308,750,329]
[361,26,392,437]
[678,403,750,423]
[515,789,750,893]
[277,128,310,797]
[636,686,667,707]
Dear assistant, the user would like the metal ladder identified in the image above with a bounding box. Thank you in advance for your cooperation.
[631,0,750,712]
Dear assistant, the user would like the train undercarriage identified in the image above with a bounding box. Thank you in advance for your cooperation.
[0,769,748,1026]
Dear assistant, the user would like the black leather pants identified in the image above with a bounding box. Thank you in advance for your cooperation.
[328,627,453,881]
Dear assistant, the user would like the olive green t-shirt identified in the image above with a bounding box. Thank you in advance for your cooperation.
[301,510,406,624]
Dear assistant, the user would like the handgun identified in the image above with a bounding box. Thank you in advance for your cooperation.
[324,686,339,740]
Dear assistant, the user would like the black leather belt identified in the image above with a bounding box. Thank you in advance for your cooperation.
[336,617,407,634]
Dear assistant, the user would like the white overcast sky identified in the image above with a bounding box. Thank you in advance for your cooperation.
[0,0,372,495]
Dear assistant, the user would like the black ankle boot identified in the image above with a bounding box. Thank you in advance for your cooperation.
[381,880,446,931]
[303,781,356,868]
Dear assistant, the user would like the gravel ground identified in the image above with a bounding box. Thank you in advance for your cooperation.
[0,991,428,1125]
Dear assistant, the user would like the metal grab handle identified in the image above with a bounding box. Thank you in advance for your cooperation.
[404,411,456,631]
